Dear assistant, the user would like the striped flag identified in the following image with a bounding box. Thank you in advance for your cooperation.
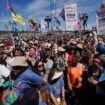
[7,1,25,26]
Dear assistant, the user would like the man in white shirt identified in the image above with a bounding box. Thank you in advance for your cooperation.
[0,65,10,87]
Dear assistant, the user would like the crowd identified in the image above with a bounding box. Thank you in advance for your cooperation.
[0,31,105,105]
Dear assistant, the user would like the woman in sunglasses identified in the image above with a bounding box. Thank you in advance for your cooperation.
[34,60,49,105]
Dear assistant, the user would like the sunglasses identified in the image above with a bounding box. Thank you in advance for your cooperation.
[38,64,43,68]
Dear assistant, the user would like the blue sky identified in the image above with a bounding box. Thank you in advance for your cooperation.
[0,0,105,31]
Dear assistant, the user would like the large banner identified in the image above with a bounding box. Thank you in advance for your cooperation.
[64,3,77,31]
[96,8,105,35]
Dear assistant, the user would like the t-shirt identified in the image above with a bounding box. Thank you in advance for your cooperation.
[44,59,54,74]
[0,65,10,86]
[0,65,10,78]
[48,77,64,98]
[68,54,73,62]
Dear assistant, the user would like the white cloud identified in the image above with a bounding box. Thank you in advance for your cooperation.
[23,0,49,15]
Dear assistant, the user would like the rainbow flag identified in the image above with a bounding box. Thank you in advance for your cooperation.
[7,1,25,26]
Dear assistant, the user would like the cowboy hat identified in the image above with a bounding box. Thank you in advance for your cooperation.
[11,56,28,67]
[77,44,83,49]
[52,71,63,80]
[58,47,65,52]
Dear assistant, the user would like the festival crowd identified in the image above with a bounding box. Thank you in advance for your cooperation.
[0,31,105,105]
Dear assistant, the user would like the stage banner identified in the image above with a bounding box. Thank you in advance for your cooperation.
[64,3,77,31]
[96,8,105,35]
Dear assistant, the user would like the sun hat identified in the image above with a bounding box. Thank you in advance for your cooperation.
[77,44,83,49]
[11,56,28,67]
[58,47,65,52]
[52,71,63,80]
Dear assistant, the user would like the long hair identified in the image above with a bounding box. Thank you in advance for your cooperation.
[70,54,79,67]
[33,60,45,75]
[48,68,57,83]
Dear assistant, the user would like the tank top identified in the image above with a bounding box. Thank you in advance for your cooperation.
[68,63,84,88]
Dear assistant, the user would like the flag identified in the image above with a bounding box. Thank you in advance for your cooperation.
[7,1,25,26]
[59,8,65,21]
[12,12,25,26]
[55,17,60,25]
[41,19,47,29]
[7,0,16,15]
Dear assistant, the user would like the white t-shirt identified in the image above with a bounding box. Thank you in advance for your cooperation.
[0,65,10,86]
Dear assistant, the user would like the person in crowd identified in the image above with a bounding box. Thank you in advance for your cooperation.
[56,47,66,71]
[13,48,25,57]
[0,64,11,105]
[48,68,66,105]
[67,54,85,105]
[34,60,49,105]
[4,56,44,105]
[80,49,93,67]
[86,58,101,105]
[27,47,38,69]
[87,63,105,105]
[43,54,54,75]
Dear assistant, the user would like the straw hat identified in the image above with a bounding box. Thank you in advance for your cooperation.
[53,44,58,49]
[52,71,63,80]
[77,44,83,49]
[11,56,28,67]
[58,47,65,52]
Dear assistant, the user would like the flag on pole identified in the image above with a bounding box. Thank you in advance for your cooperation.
[12,12,25,26]
[55,17,60,25]
[7,0,25,26]
[7,0,16,15]
[59,8,65,21]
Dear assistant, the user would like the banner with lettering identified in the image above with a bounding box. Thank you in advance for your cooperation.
[96,8,105,35]
[64,3,77,31]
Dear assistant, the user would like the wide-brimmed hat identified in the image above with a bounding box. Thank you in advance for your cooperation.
[58,47,65,52]
[11,56,28,67]
[77,44,83,49]
[52,71,63,80]
[53,44,58,49]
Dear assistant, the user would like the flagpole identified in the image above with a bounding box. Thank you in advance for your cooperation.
[2,12,15,48]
